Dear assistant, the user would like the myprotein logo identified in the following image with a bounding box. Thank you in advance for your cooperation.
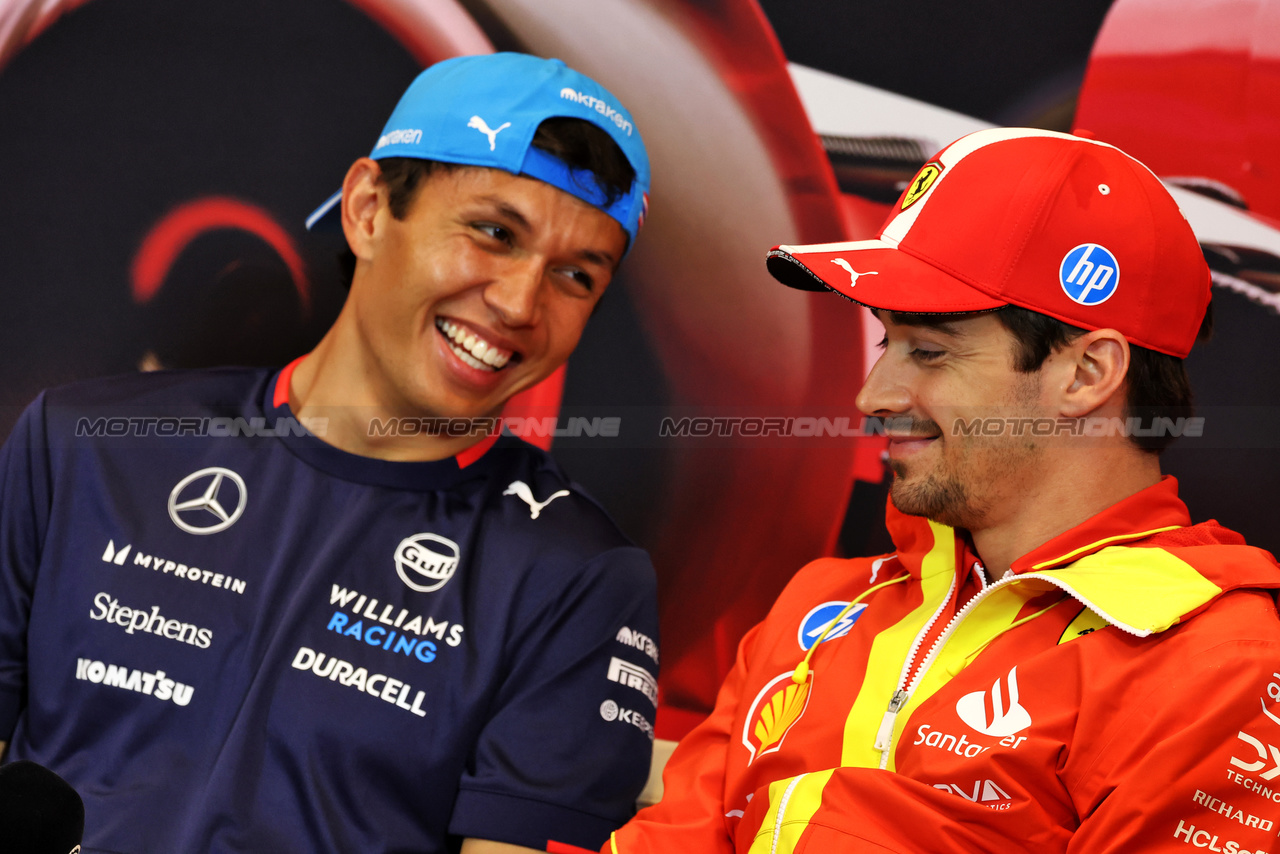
[394,533,460,593]
[168,467,247,535]
[1060,243,1119,306]
[956,666,1032,737]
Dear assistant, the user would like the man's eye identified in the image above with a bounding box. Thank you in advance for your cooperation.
[909,348,945,362]
[474,222,512,244]
[558,267,595,292]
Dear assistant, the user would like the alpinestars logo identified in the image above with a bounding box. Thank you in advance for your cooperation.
[956,666,1032,737]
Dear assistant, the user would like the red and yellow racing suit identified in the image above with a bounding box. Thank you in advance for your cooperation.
[609,477,1280,853]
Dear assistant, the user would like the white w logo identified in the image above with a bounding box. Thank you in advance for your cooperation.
[955,666,1032,737]
[467,115,511,151]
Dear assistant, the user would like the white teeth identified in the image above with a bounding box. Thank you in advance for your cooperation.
[435,319,512,370]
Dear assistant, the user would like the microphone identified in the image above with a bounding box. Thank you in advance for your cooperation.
[0,760,85,854]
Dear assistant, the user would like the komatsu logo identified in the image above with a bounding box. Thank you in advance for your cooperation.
[559,87,633,136]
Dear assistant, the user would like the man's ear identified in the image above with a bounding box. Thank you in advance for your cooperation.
[341,158,385,261]
[1058,328,1130,417]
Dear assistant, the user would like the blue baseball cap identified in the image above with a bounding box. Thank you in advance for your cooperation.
[306,52,650,252]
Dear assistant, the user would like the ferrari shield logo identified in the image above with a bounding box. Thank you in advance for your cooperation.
[901,162,942,210]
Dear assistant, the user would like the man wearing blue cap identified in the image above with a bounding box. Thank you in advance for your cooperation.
[0,53,657,854]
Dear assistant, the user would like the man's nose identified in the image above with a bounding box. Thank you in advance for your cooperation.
[484,258,543,327]
[855,353,912,416]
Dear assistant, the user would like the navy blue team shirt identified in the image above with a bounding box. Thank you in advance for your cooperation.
[0,363,660,853]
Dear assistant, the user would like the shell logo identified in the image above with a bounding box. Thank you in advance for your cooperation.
[741,671,814,764]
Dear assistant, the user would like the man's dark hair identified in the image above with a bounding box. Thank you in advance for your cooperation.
[993,303,1213,454]
[336,117,635,286]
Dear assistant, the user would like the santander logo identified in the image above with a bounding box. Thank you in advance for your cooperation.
[955,666,1032,737]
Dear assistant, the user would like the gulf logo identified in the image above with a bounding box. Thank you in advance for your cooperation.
[1059,243,1119,306]
[797,601,868,651]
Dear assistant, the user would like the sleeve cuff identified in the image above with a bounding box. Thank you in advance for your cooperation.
[450,787,629,851]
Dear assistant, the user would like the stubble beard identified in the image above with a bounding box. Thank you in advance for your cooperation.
[887,454,990,530]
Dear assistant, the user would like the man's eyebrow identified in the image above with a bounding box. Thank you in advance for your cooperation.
[476,197,617,267]
[577,247,617,268]
[476,197,533,232]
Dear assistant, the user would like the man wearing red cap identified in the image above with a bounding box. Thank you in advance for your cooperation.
[606,128,1280,853]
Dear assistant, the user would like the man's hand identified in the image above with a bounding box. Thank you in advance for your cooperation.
[460,839,544,854]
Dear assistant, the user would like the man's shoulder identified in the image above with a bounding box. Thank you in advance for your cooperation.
[42,366,273,412]
[480,435,648,567]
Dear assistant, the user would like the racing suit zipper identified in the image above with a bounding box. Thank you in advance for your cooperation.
[873,572,961,768]
[872,569,1138,767]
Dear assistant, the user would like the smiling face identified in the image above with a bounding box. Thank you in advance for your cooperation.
[856,311,1052,531]
[344,161,626,421]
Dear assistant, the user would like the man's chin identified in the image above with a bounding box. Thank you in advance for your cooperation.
[888,474,977,530]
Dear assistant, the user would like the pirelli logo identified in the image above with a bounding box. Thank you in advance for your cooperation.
[607,656,657,707]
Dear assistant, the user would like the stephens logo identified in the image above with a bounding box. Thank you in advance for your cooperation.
[742,671,813,764]
[956,666,1032,738]
[168,467,247,535]
[394,533,460,593]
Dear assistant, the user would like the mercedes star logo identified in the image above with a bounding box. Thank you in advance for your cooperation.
[168,467,248,535]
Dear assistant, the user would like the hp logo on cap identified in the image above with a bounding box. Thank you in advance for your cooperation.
[1060,244,1119,306]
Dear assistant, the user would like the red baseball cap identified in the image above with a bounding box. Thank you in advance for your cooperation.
[766,128,1211,357]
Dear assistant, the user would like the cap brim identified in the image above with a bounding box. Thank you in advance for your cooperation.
[766,239,1006,314]
[305,189,343,232]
